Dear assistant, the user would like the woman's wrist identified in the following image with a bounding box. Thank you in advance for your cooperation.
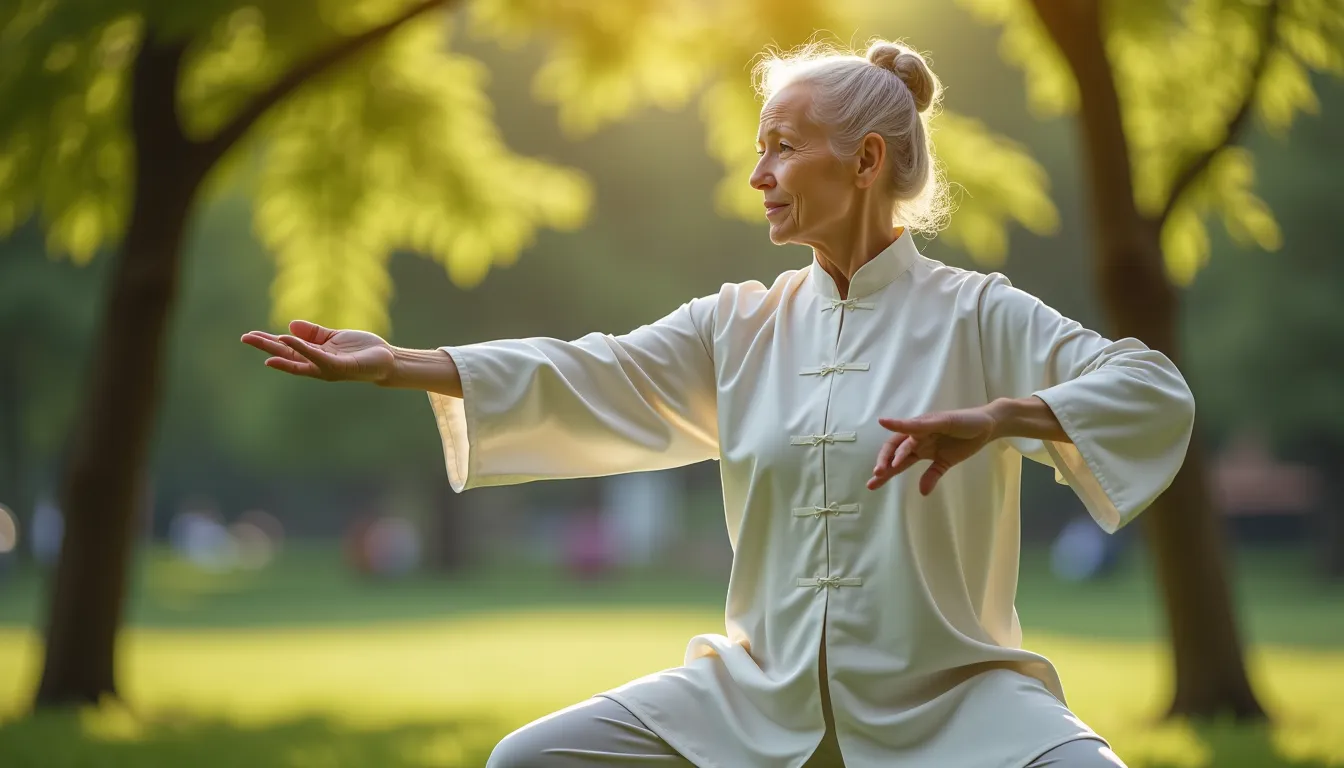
[985,396,1069,444]
[379,346,463,398]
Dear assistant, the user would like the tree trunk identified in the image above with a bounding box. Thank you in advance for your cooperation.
[0,342,30,562]
[1320,469,1344,582]
[29,4,454,707]
[1134,376,1264,719]
[1295,434,1344,580]
[0,345,21,501]
[1029,0,1265,720]
[34,36,205,708]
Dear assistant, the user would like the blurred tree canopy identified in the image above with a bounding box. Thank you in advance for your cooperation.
[0,0,1055,334]
[1185,79,1344,448]
[961,0,1342,285]
[1,0,587,332]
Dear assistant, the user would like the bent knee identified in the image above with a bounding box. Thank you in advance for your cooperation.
[1032,738,1128,768]
[1080,741,1127,768]
[1092,744,1127,768]
[486,697,684,767]
[485,729,546,768]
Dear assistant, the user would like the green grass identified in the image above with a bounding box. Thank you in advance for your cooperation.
[0,546,1341,767]
[4,545,1342,645]
[0,546,732,630]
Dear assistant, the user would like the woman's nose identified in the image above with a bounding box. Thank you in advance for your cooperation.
[750,160,773,191]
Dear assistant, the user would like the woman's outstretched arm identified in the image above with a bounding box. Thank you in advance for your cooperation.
[242,320,465,398]
[381,347,463,398]
[243,295,722,493]
[426,295,720,492]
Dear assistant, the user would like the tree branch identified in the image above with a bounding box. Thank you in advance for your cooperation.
[199,0,456,164]
[1157,0,1285,227]
[1029,0,1150,257]
[1027,0,1089,65]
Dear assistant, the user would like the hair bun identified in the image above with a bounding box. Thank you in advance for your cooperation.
[866,42,937,113]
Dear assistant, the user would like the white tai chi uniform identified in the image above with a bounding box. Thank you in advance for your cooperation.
[429,230,1194,767]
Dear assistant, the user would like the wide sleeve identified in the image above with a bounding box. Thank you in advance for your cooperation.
[427,294,719,493]
[977,273,1195,533]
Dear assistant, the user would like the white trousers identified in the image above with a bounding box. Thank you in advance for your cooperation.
[486,694,1127,768]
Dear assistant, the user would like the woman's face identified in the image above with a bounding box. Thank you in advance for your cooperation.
[750,82,857,247]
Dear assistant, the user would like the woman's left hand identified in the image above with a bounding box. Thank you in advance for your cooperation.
[867,406,999,494]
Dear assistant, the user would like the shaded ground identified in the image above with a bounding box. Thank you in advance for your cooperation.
[0,711,502,768]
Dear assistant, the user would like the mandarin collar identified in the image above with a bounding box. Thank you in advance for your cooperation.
[807,229,918,301]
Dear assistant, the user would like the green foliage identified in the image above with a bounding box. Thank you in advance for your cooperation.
[957,0,1079,116]
[1160,148,1281,285]
[700,77,766,219]
[933,112,1059,263]
[0,2,137,262]
[7,0,1338,326]
[468,0,721,134]
[1,0,592,334]
[1,0,1064,334]
[1182,84,1344,445]
[476,0,1059,261]
[960,0,1344,285]
[252,16,589,330]
[0,226,108,460]
[1115,0,1302,285]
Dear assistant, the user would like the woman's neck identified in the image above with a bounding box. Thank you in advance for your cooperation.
[812,221,905,300]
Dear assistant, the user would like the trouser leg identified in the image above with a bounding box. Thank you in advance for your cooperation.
[1026,738,1128,767]
[486,687,1109,768]
[485,696,695,768]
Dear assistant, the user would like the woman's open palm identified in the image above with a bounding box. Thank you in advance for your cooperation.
[241,320,395,383]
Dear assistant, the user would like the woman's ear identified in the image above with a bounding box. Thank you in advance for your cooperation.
[855,132,886,189]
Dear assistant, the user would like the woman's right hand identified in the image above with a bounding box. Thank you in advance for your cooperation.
[241,319,396,384]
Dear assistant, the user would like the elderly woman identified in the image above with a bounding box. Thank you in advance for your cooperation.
[243,39,1192,768]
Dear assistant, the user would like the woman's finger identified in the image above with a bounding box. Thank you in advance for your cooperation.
[264,356,319,377]
[869,452,895,490]
[243,333,306,361]
[880,413,954,437]
[280,335,333,367]
[870,436,934,491]
[240,331,278,348]
[890,436,917,471]
[879,416,929,436]
[870,437,915,490]
[874,435,903,475]
[289,319,332,344]
[920,460,950,496]
[877,416,913,434]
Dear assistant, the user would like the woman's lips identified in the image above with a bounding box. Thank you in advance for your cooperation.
[765,203,789,218]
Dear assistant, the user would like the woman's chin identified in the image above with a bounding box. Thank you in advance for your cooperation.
[766,222,794,245]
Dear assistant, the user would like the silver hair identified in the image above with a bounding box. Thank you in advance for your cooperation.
[754,40,950,233]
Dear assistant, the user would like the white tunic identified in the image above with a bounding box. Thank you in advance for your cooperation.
[428,230,1195,768]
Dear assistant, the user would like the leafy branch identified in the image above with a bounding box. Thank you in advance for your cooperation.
[199,0,457,164]
[1157,0,1286,227]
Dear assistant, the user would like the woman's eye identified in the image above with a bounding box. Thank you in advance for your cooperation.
[779,143,794,152]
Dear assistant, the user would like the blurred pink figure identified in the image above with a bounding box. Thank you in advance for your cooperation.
[564,508,611,579]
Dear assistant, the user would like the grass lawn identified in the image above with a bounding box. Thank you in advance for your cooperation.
[0,545,1341,767]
